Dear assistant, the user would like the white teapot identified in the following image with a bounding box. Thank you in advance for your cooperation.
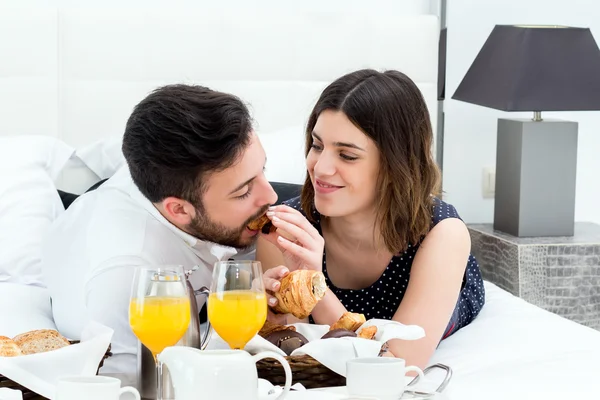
[158,347,292,400]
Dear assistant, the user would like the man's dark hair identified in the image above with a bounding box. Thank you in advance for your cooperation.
[122,84,253,206]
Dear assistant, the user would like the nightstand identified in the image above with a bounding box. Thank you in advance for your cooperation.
[468,222,600,331]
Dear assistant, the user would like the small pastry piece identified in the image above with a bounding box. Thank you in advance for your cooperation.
[264,330,309,356]
[247,214,276,233]
[321,329,357,339]
[258,320,296,338]
[0,336,22,357]
[357,325,378,340]
[272,270,327,319]
[329,312,366,332]
[13,329,70,355]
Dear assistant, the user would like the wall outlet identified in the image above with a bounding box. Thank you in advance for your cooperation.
[482,167,495,199]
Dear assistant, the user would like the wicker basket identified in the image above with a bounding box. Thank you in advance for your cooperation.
[256,354,345,389]
[0,341,112,400]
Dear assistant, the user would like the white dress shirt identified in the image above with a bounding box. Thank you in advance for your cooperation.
[41,165,250,374]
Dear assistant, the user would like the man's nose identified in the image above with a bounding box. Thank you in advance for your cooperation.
[261,178,278,206]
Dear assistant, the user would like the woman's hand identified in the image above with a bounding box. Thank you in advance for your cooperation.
[261,205,324,272]
[262,265,290,325]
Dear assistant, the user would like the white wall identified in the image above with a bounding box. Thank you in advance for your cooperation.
[443,0,600,225]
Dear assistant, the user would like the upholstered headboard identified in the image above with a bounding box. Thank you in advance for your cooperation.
[0,2,440,191]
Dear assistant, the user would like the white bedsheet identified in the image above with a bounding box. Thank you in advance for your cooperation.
[429,281,600,399]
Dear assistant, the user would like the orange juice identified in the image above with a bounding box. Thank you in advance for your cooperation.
[208,290,267,349]
[129,296,191,355]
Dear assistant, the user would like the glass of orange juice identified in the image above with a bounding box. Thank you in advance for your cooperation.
[129,265,190,400]
[208,260,267,350]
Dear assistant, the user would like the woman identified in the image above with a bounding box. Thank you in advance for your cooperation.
[257,69,485,368]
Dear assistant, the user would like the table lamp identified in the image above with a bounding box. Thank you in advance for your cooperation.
[452,25,600,237]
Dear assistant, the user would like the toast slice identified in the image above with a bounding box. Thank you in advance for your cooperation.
[0,336,23,357]
[13,329,70,355]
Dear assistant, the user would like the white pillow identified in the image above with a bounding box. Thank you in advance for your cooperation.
[0,135,74,287]
[259,126,307,184]
[75,135,125,180]
[55,135,125,194]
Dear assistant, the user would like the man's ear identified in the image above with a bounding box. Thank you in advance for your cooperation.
[159,197,196,225]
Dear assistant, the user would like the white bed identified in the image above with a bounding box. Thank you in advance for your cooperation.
[1,3,599,400]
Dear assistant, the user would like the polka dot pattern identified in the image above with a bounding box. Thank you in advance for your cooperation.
[283,196,485,339]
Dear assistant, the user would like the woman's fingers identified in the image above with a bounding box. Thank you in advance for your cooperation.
[267,205,322,241]
[263,265,289,306]
[269,216,317,250]
[275,235,313,261]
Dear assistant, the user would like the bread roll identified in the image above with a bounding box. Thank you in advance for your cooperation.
[263,330,309,356]
[321,329,357,339]
[0,336,22,357]
[13,329,70,355]
[258,320,297,338]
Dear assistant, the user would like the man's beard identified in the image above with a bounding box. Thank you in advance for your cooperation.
[185,204,270,250]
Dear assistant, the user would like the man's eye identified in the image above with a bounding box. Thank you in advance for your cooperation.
[236,188,252,199]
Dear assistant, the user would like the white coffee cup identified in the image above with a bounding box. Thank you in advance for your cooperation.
[346,357,425,400]
[55,376,140,400]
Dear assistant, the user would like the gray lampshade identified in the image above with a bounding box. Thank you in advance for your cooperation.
[452,25,600,111]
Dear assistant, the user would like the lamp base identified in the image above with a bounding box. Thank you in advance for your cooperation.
[493,118,577,237]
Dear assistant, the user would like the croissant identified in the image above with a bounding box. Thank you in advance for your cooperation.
[247,214,276,234]
[329,312,366,332]
[272,270,327,319]
[357,325,378,340]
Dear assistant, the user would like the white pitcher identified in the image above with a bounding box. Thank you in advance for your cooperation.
[158,347,292,400]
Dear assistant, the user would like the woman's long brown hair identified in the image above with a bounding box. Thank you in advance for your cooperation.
[300,69,441,253]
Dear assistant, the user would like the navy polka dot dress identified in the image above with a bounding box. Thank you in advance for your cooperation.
[283,196,485,339]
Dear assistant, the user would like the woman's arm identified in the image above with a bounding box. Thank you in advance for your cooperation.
[256,236,285,272]
[308,287,348,325]
[387,218,471,369]
[256,221,348,325]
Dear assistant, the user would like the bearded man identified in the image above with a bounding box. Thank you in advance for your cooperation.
[41,84,278,373]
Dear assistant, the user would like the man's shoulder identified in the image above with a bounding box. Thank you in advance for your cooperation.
[46,187,159,262]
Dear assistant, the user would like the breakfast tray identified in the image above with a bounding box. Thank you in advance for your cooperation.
[0,341,112,400]
[257,356,453,393]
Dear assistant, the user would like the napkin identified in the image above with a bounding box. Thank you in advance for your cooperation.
[208,319,425,377]
[0,321,113,400]
[0,388,23,400]
[258,379,348,400]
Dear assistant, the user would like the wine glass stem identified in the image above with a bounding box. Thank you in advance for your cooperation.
[155,355,164,400]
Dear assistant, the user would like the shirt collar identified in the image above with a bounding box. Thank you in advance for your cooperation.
[126,172,238,261]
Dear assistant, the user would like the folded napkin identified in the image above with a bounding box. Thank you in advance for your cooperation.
[0,388,23,400]
[208,319,425,377]
[0,321,113,400]
[258,379,348,400]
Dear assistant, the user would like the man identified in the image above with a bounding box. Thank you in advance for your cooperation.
[41,84,278,374]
